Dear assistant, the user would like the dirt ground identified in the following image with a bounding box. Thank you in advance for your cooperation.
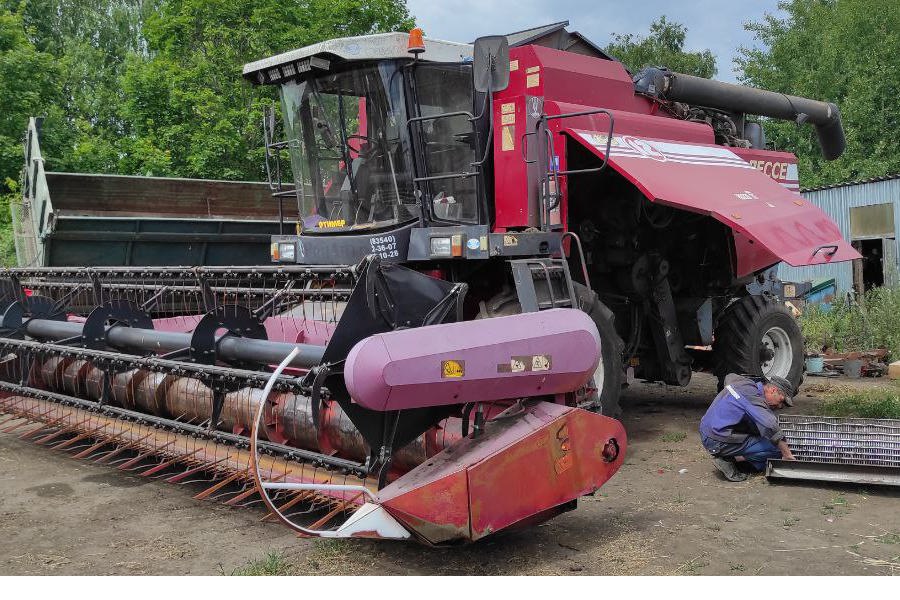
[1,372,898,576]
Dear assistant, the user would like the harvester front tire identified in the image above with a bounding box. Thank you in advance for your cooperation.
[477,285,625,418]
[713,295,804,392]
[573,284,625,419]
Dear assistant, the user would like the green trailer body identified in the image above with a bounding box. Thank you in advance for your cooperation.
[11,117,295,267]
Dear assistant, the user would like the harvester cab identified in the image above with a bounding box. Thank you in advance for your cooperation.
[246,31,504,263]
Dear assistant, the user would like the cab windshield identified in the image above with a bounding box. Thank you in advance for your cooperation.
[280,61,415,232]
[279,60,480,232]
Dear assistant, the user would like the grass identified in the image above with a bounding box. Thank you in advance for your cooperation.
[821,494,849,516]
[679,556,710,575]
[821,388,900,419]
[224,551,292,576]
[801,286,900,359]
[305,539,355,574]
[875,532,900,545]
[1,193,19,267]
[782,516,800,528]
[660,431,687,443]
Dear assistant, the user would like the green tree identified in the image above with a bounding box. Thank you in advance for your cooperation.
[605,16,717,78]
[0,1,151,176]
[0,8,63,192]
[0,8,66,265]
[738,0,900,187]
[120,0,414,180]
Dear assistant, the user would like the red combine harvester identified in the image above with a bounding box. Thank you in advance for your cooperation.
[0,22,857,544]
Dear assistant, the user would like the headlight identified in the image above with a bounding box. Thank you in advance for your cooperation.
[430,237,452,257]
[278,242,296,261]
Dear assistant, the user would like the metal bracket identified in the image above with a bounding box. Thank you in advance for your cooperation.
[307,363,332,430]
[421,283,468,326]
[364,257,400,329]
[510,258,576,312]
[189,305,267,366]
[82,300,154,350]
[24,295,66,321]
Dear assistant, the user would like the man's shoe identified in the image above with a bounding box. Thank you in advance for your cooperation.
[713,457,748,482]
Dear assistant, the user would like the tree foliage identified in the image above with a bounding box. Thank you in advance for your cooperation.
[739,0,900,187]
[0,7,63,191]
[121,0,413,180]
[605,16,717,78]
[0,0,413,191]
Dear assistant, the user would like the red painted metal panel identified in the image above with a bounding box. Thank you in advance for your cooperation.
[565,128,860,275]
[731,147,801,193]
[467,404,625,540]
[378,402,626,544]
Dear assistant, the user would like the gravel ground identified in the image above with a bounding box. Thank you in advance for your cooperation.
[1,372,898,575]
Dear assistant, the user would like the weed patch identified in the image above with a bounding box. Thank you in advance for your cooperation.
[821,389,900,419]
[225,551,292,576]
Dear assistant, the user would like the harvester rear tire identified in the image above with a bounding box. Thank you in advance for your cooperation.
[713,295,804,392]
[476,284,625,418]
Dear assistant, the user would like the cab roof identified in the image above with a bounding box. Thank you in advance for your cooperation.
[242,32,472,85]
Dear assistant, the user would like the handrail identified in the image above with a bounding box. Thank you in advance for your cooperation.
[531,108,616,230]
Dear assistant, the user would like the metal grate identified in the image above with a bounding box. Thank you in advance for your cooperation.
[10,195,39,267]
[780,414,900,468]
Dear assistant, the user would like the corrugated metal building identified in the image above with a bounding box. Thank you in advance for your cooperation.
[779,174,900,292]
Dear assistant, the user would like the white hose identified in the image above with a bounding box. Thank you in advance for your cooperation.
[249,348,372,537]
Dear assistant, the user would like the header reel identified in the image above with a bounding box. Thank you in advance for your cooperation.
[0,256,626,543]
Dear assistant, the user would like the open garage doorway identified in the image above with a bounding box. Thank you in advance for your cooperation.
[850,203,897,292]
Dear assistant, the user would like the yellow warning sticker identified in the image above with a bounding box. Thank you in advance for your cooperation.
[509,59,519,72]
[501,125,515,151]
[526,73,540,88]
[479,235,487,251]
[501,102,516,114]
[501,113,516,125]
[503,234,518,247]
[441,359,465,378]
[525,66,541,74]
[317,219,346,228]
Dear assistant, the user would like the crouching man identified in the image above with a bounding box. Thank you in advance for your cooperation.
[699,374,796,481]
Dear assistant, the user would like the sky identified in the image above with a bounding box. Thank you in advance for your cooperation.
[405,1,786,83]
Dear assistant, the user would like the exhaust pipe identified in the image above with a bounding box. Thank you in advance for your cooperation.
[634,68,845,160]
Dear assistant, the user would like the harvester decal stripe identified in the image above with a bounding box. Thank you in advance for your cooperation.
[575,130,757,169]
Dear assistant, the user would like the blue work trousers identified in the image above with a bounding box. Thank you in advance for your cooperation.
[702,436,782,471]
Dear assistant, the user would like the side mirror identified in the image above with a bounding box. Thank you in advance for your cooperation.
[473,35,509,93]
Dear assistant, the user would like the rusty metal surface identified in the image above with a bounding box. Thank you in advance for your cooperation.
[44,172,298,221]
[0,394,376,504]
[29,356,457,472]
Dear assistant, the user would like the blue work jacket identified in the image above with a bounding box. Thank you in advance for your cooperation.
[699,374,785,445]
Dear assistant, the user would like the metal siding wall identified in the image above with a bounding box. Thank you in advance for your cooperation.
[778,178,900,291]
